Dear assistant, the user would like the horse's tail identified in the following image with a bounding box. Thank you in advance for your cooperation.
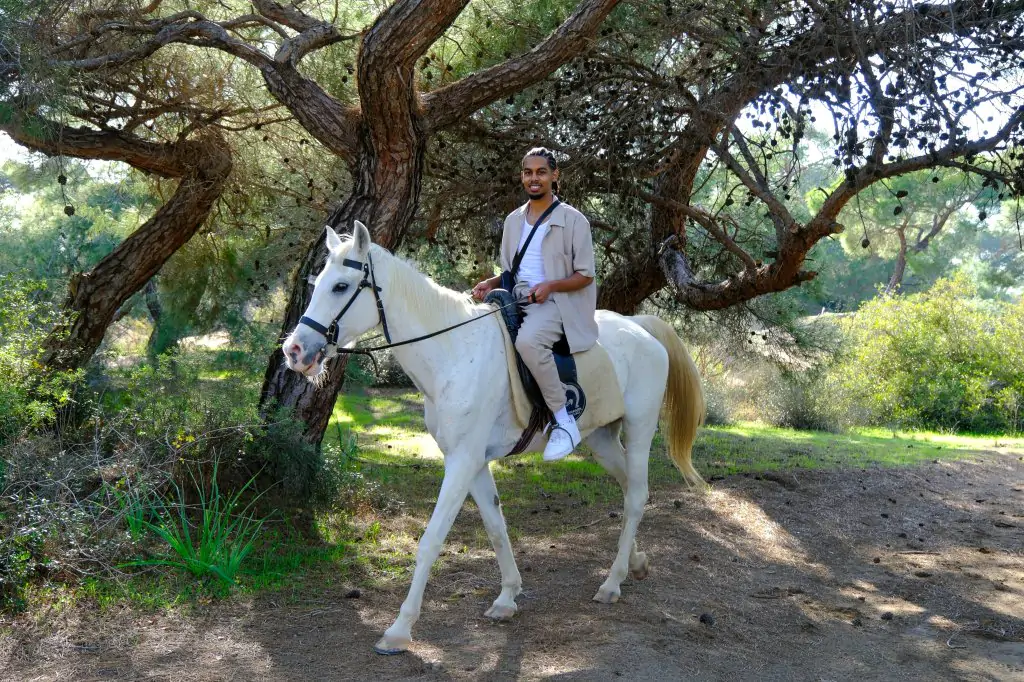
[631,315,706,487]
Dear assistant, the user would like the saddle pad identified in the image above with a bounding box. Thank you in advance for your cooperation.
[493,314,625,433]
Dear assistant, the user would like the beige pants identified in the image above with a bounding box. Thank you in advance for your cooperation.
[513,297,567,415]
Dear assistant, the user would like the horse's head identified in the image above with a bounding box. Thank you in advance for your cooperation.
[283,220,382,378]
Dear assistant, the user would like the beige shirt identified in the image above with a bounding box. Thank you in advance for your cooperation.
[500,200,599,354]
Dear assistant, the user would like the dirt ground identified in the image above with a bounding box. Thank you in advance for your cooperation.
[3,450,1022,681]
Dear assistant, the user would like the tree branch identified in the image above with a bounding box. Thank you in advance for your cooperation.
[715,130,800,239]
[276,23,359,66]
[360,0,469,73]
[636,189,758,269]
[421,0,621,132]
[45,18,274,72]
[1,114,198,178]
[250,0,323,32]
[811,108,1024,236]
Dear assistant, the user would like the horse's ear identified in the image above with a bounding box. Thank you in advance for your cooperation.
[324,225,342,252]
[353,220,371,255]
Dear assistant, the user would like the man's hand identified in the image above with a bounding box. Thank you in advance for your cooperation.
[472,278,496,301]
[528,281,556,304]
[528,273,593,304]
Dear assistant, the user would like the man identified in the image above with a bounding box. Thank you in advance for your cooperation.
[472,148,599,461]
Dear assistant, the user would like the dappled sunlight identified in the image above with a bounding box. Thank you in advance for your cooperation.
[12,388,1018,681]
[696,421,1014,474]
[364,425,443,459]
[713,422,1024,458]
[700,487,828,575]
[2,599,276,680]
[373,531,418,567]
[331,405,357,426]
[856,427,1024,451]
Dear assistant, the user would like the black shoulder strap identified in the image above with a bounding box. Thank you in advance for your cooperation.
[510,199,561,279]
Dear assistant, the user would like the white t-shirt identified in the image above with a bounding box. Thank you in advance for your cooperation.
[516,218,549,288]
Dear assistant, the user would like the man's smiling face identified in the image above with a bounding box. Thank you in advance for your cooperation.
[521,155,558,200]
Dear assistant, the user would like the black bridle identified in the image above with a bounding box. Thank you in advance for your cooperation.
[298,252,523,361]
[299,253,391,359]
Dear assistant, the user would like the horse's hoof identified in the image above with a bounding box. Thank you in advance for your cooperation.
[484,602,517,621]
[374,645,406,656]
[592,586,621,604]
[630,553,650,581]
[374,635,410,655]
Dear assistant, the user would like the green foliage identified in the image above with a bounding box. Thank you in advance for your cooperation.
[252,410,328,502]
[0,332,350,610]
[127,463,266,587]
[0,275,80,446]
[0,519,49,611]
[93,339,338,502]
[701,379,734,427]
[0,159,151,285]
[833,274,1024,433]
[108,483,155,543]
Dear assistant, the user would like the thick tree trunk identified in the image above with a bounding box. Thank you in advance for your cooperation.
[597,155,702,313]
[40,135,232,371]
[258,127,426,444]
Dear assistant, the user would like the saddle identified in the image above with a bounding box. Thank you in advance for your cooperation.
[484,288,586,423]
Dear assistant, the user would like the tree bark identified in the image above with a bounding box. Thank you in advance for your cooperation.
[143,279,163,354]
[0,114,234,372]
[885,226,909,294]
[39,133,232,371]
[258,127,426,444]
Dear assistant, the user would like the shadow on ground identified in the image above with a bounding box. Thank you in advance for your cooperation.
[2,450,1022,681]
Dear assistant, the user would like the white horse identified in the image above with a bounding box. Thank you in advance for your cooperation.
[283,221,705,654]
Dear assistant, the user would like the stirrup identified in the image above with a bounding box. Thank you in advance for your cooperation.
[549,423,577,446]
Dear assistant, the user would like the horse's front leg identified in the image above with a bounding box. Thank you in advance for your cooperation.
[469,464,521,620]
[374,453,483,655]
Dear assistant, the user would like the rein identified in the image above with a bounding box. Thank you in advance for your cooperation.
[298,253,524,362]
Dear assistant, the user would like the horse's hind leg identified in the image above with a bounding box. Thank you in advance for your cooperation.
[469,464,521,620]
[586,424,651,599]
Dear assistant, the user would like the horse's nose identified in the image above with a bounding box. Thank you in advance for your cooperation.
[287,343,301,363]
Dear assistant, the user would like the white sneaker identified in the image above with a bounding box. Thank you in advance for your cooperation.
[543,418,580,462]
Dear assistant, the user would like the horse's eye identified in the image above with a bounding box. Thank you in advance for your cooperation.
[332,282,349,294]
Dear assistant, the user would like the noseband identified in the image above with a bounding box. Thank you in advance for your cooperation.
[298,253,392,358]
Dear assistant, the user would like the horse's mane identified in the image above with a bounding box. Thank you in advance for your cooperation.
[348,243,480,334]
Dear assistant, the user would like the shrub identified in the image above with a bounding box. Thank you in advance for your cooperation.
[0,516,50,611]
[0,339,351,608]
[833,274,1024,433]
[700,374,735,426]
[0,276,80,447]
[347,348,413,388]
[760,368,851,433]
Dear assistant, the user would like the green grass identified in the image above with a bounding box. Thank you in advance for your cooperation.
[29,386,1020,615]
[698,423,1022,475]
[64,521,355,613]
[329,388,1022,529]
[126,463,266,586]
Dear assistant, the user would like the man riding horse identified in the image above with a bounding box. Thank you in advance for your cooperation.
[472,147,598,462]
[283,147,704,654]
